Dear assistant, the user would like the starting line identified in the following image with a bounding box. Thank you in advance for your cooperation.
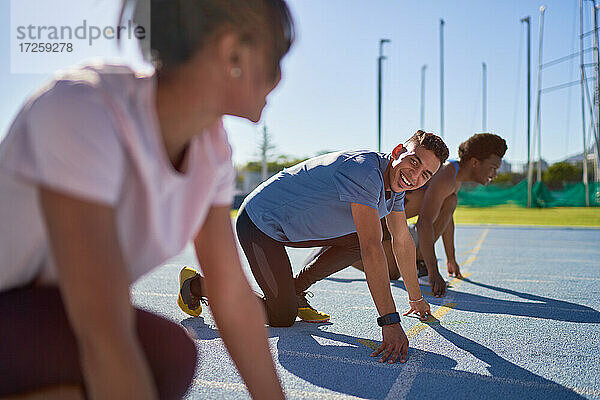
[356,302,459,351]
[355,228,489,352]
[382,229,487,399]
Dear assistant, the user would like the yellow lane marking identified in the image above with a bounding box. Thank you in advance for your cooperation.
[422,228,488,294]
[357,230,487,351]
[422,272,471,295]
[457,228,490,255]
[357,302,458,350]
[357,338,379,350]
[405,302,457,340]
[451,228,488,278]
[463,228,489,264]
[471,228,489,251]
[447,272,472,287]
[462,255,477,266]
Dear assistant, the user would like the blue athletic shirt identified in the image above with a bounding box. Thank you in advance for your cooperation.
[449,159,459,178]
[241,150,406,242]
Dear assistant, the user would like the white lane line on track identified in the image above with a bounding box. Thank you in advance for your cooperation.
[383,351,425,400]
[193,378,366,399]
[475,272,600,281]
[497,279,555,283]
[383,304,458,400]
[327,302,599,321]
[279,349,405,369]
[570,387,600,396]
[313,288,370,296]
[278,350,580,394]
[417,300,600,314]
[417,366,583,392]
[385,229,489,399]
[131,291,177,298]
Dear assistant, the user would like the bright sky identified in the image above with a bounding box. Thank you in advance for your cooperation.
[0,1,595,169]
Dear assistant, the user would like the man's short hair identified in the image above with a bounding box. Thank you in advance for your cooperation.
[458,133,507,164]
[404,130,449,164]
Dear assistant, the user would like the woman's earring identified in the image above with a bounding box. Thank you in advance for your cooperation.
[230,67,242,78]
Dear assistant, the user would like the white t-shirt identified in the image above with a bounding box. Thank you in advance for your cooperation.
[0,63,235,292]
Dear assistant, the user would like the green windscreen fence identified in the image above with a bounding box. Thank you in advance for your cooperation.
[457,180,600,207]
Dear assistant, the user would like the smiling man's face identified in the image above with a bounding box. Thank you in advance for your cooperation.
[387,145,441,193]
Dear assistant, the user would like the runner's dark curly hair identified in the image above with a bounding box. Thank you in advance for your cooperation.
[405,130,449,164]
[458,133,507,165]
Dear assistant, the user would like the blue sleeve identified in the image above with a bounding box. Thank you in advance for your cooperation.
[332,159,382,209]
[392,191,406,212]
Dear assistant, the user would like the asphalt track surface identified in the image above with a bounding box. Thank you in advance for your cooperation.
[131,225,600,399]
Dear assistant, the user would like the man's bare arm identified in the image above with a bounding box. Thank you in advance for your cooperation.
[442,217,462,277]
[351,203,395,316]
[386,211,430,320]
[351,202,408,363]
[415,165,456,296]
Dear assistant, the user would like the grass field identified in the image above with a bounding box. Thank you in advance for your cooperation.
[232,206,600,227]
[451,205,600,227]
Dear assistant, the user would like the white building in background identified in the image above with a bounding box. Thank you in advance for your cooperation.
[505,160,548,174]
[233,169,278,209]
[498,160,512,174]
[235,169,277,195]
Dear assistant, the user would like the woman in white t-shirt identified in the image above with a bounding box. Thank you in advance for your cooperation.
[0,1,294,399]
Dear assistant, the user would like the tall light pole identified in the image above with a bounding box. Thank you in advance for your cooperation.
[581,0,590,206]
[535,5,546,183]
[440,19,445,140]
[482,62,487,131]
[593,1,600,181]
[528,6,546,206]
[377,39,391,152]
[420,64,427,129]
[520,16,532,207]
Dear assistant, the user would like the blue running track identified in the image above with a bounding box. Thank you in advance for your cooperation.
[131,225,600,399]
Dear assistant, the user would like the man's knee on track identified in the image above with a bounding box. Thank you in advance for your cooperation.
[268,301,298,327]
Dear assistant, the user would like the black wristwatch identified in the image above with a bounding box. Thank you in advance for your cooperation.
[377,312,401,327]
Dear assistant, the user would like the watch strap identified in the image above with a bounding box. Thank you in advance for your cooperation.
[377,312,401,327]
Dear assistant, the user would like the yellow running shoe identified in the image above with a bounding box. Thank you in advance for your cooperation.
[177,267,205,317]
[297,291,330,323]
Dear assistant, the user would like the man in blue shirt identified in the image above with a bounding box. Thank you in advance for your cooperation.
[304,133,507,297]
[180,130,448,364]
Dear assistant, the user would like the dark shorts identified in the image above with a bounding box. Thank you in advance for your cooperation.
[236,207,362,327]
[0,286,197,398]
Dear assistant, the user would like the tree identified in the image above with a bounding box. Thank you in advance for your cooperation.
[542,162,581,190]
[258,125,276,181]
[494,172,525,186]
[242,156,309,174]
